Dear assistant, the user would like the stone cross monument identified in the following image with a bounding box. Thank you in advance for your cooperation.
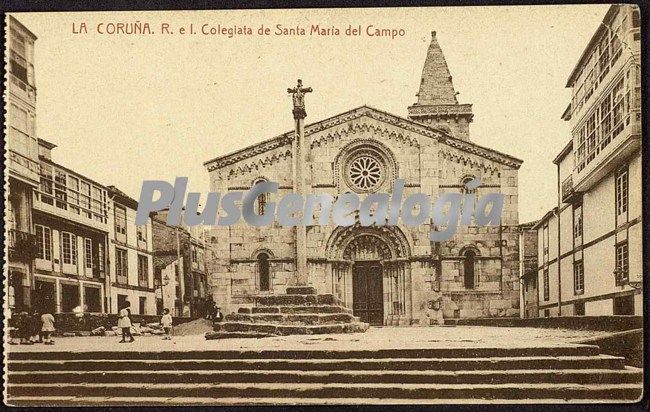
[288,79,312,285]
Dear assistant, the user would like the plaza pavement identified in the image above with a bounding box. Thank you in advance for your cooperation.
[8,326,607,353]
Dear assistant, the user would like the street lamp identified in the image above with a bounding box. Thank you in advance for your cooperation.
[613,267,641,290]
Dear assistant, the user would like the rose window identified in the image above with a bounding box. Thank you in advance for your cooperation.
[348,155,383,191]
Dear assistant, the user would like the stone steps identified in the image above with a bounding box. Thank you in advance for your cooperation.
[8,368,642,385]
[5,343,642,404]
[216,287,364,338]
[8,396,644,406]
[209,321,369,337]
[6,382,643,401]
[6,345,602,360]
[226,312,359,324]
[6,355,628,372]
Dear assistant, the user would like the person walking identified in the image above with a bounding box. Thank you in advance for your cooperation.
[40,311,55,345]
[118,301,134,343]
[160,308,173,340]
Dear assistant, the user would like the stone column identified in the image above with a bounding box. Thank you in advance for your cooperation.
[288,80,312,286]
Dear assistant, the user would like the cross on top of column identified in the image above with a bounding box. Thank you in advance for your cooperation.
[287,79,312,119]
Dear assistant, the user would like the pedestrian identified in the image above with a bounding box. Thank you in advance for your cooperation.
[7,309,18,345]
[17,309,33,345]
[118,301,135,343]
[213,306,224,323]
[160,308,173,340]
[41,311,56,345]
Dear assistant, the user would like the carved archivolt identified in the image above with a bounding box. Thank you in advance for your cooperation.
[326,224,411,261]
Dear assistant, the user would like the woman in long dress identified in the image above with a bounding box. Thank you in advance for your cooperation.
[118,301,134,343]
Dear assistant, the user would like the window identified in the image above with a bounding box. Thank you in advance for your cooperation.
[137,225,147,244]
[35,225,52,260]
[573,203,583,244]
[84,238,93,270]
[80,181,91,219]
[192,246,198,263]
[115,248,128,284]
[138,255,149,288]
[348,155,383,191]
[542,224,549,262]
[114,205,127,240]
[597,34,609,81]
[61,232,77,265]
[68,176,80,215]
[54,170,68,210]
[253,178,268,215]
[463,249,476,289]
[615,167,629,217]
[39,164,54,205]
[97,242,105,273]
[574,260,584,295]
[543,269,550,301]
[615,241,629,285]
[632,9,640,28]
[574,301,585,316]
[9,30,28,85]
[257,253,270,291]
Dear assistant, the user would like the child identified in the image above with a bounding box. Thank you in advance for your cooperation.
[161,308,173,340]
[118,301,134,343]
[17,310,33,345]
[40,311,55,345]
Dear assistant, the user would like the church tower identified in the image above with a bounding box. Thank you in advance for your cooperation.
[407,31,473,141]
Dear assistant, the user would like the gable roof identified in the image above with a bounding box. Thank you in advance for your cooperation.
[204,105,523,171]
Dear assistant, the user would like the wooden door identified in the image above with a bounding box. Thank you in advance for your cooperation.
[352,262,384,325]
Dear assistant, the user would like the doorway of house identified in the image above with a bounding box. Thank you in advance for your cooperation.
[352,261,384,326]
[60,283,80,312]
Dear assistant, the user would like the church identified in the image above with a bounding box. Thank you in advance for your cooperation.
[204,31,523,325]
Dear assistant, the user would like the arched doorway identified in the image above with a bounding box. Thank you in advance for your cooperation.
[326,225,411,326]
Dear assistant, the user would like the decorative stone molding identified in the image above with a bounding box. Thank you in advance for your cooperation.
[439,149,502,175]
[205,106,522,175]
[225,149,292,179]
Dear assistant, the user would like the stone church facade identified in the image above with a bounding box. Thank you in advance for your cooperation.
[204,32,523,325]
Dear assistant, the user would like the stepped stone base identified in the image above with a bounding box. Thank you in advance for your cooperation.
[206,286,368,339]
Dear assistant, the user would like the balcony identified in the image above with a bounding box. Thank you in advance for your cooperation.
[8,229,37,262]
[8,149,40,186]
[561,175,582,204]
[573,113,641,192]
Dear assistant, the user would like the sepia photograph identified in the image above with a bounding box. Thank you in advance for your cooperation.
[3,3,645,406]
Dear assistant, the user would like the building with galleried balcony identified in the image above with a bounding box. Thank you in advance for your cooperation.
[6,16,40,316]
[534,4,642,317]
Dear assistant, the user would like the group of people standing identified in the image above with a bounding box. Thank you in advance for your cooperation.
[9,309,55,345]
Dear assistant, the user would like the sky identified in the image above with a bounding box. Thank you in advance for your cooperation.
[13,5,610,223]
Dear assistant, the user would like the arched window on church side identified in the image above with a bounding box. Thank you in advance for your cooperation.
[257,253,270,291]
[463,249,476,289]
[253,179,268,215]
[460,175,478,220]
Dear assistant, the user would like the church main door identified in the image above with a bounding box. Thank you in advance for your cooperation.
[352,262,384,325]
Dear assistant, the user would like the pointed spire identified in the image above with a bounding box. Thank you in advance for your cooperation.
[416,31,458,106]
